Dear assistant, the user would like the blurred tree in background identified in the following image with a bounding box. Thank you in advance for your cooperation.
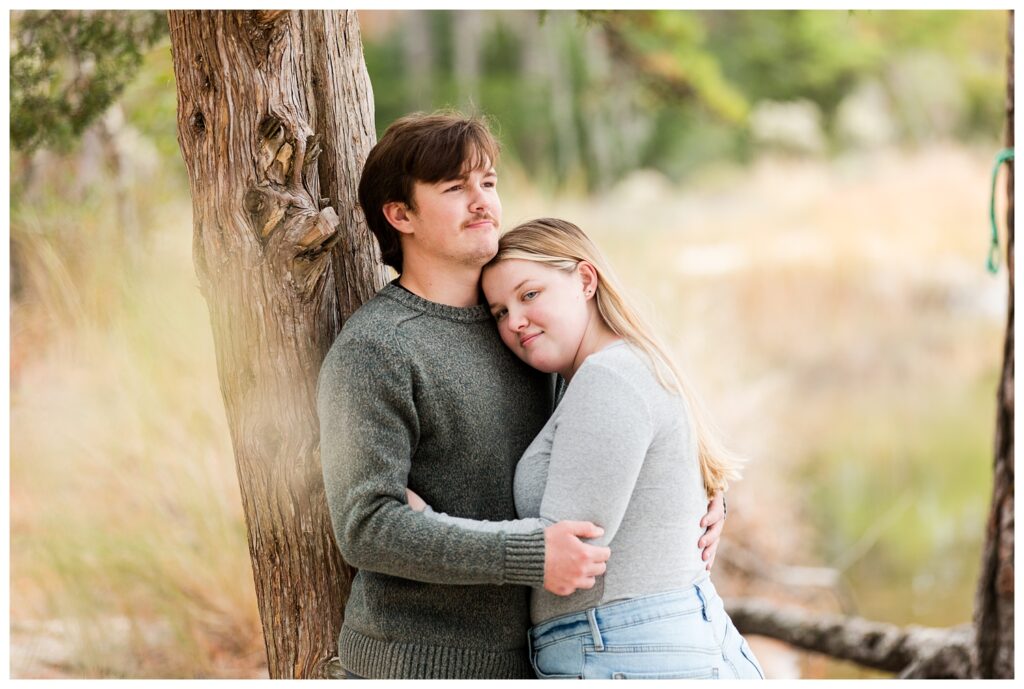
[11,10,1005,186]
[361,10,1005,189]
[11,10,167,153]
[10,10,179,311]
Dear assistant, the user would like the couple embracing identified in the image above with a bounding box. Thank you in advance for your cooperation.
[318,112,764,680]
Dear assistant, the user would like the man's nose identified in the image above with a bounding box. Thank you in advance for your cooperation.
[468,185,489,214]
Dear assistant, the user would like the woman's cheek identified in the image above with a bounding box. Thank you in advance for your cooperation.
[498,325,520,356]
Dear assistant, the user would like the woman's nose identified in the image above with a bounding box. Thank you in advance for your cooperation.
[507,310,527,331]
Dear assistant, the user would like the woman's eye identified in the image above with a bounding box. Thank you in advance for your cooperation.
[522,291,538,301]
[494,309,507,320]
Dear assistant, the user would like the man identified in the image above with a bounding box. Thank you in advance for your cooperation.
[318,112,726,679]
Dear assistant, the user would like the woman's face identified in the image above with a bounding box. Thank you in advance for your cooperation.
[482,258,591,378]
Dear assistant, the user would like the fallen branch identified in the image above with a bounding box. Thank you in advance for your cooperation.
[726,598,975,678]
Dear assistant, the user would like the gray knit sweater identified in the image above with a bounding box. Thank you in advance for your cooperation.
[423,341,709,624]
[317,282,557,679]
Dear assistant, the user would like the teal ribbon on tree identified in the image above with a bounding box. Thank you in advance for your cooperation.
[988,147,1014,274]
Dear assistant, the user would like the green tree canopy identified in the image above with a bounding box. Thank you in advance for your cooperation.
[10,10,167,153]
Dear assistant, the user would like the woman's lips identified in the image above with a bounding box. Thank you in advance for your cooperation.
[520,332,541,348]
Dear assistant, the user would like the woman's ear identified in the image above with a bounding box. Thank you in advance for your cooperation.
[577,261,600,299]
[383,201,414,235]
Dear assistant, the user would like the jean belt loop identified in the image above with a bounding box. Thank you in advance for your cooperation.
[694,582,710,622]
[526,626,534,659]
[586,608,605,652]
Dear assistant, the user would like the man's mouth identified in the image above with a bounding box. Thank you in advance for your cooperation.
[465,218,495,230]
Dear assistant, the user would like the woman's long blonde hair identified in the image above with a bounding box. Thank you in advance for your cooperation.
[488,218,743,497]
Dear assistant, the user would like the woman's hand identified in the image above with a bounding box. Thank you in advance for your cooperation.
[406,488,428,512]
[699,493,727,570]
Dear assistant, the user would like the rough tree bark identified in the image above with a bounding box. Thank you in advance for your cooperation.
[973,8,1014,679]
[167,10,387,678]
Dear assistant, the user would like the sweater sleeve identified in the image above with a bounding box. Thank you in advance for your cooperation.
[538,361,656,547]
[318,329,546,587]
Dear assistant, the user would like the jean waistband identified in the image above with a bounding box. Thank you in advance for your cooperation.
[528,574,719,648]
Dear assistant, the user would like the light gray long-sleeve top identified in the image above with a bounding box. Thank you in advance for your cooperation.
[424,340,709,624]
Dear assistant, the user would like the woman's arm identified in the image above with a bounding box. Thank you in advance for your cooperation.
[407,488,551,535]
[537,360,657,547]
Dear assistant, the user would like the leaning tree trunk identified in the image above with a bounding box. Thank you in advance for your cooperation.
[973,9,1014,679]
[168,10,388,678]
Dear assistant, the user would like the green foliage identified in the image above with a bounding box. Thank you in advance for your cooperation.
[9,9,1006,186]
[704,11,880,116]
[117,40,181,162]
[362,10,1005,191]
[10,10,167,153]
[582,10,748,123]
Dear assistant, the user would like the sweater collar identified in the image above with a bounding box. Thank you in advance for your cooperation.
[380,280,493,323]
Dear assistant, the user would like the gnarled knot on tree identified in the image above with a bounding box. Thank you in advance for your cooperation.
[244,112,340,299]
[256,113,321,189]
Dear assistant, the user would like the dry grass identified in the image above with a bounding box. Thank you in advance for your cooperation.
[11,195,267,678]
[10,142,1006,678]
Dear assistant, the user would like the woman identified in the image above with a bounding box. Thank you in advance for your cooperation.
[408,218,764,680]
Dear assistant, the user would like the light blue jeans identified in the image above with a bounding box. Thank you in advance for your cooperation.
[527,575,765,679]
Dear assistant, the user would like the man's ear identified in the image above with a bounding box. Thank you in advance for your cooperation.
[383,201,414,235]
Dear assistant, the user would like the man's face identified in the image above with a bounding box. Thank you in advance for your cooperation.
[401,162,502,268]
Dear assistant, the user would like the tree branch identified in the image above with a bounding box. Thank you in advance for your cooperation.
[727,598,974,678]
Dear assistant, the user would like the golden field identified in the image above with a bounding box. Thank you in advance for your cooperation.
[10,142,1006,678]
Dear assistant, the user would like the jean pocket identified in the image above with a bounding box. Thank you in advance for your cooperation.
[739,638,765,679]
[531,637,584,679]
[611,667,719,679]
[585,648,721,680]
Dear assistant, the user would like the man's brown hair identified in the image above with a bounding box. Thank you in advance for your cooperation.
[358,112,501,272]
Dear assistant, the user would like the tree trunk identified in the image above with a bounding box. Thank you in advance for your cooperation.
[519,11,579,179]
[453,11,485,108]
[401,11,434,108]
[167,10,387,678]
[98,104,141,267]
[973,9,1014,679]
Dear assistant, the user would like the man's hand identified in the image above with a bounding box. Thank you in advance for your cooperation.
[544,521,610,596]
[698,493,727,570]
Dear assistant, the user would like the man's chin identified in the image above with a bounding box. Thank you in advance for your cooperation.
[467,240,500,266]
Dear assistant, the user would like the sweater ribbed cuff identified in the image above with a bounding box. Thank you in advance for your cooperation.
[339,625,535,679]
[502,530,546,587]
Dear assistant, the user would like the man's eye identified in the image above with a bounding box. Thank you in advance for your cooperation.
[445,184,462,192]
